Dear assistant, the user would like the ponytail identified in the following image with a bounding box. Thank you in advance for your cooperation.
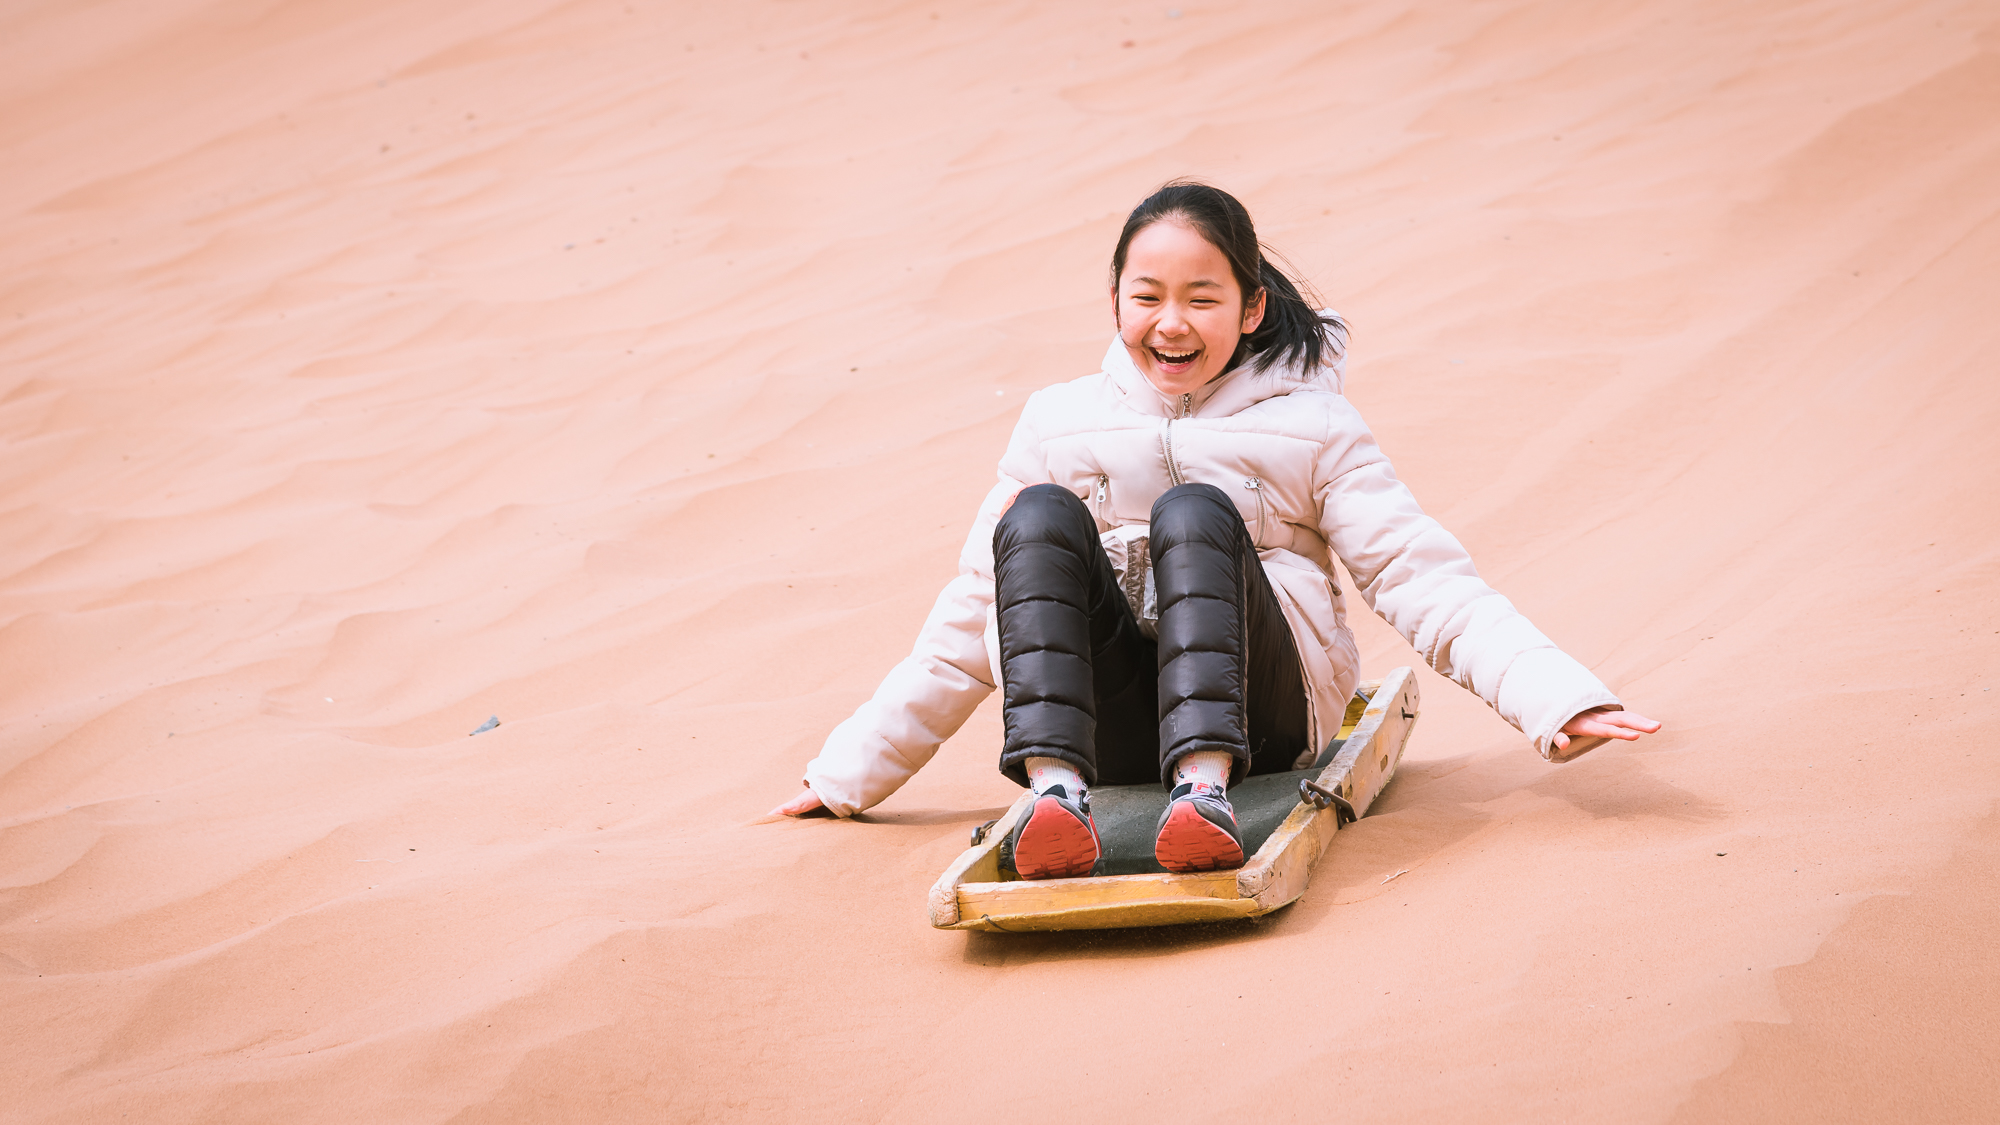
[1111,179,1342,379]
[1232,255,1338,374]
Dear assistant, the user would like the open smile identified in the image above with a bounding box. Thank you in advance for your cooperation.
[1149,346,1201,369]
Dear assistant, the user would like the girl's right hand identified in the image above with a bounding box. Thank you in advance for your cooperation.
[767,787,826,817]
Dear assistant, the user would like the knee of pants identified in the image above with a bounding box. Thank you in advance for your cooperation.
[995,483,1096,554]
[1149,482,1241,548]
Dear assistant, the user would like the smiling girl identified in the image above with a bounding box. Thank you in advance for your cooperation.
[773,181,1658,878]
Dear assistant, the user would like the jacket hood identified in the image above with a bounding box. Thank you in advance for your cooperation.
[1102,310,1348,419]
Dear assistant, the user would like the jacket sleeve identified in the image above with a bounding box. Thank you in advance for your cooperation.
[803,407,1054,815]
[1314,414,1620,756]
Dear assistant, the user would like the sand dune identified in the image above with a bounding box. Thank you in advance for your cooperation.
[3,0,1997,1120]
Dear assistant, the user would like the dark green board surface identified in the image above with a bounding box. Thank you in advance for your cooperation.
[1087,739,1345,876]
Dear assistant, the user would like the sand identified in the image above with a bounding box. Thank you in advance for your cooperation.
[2,0,1997,1120]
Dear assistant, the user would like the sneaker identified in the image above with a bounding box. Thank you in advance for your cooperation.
[1153,781,1245,872]
[1005,785,1101,880]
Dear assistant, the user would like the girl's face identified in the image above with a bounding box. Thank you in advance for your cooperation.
[1114,220,1266,397]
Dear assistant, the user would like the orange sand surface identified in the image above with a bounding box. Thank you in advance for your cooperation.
[4,0,1998,1120]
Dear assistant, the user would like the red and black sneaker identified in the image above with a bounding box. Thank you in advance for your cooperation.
[1004,785,1101,880]
[1153,781,1246,872]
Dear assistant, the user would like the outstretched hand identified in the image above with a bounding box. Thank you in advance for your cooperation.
[1552,707,1662,757]
[767,787,826,817]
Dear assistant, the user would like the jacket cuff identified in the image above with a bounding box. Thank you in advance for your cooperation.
[802,764,863,818]
[1492,646,1622,758]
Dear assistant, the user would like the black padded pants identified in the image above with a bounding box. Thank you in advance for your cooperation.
[993,482,1311,789]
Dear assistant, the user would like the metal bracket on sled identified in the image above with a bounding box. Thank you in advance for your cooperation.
[1299,779,1358,826]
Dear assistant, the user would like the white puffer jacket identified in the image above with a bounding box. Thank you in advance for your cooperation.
[805,320,1619,816]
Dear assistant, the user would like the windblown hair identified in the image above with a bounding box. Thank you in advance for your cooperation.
[1109,180,1342,376]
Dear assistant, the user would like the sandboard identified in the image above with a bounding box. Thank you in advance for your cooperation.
[928,666,1421,932]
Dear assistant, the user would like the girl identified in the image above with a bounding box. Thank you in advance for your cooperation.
[771,181,1659,878]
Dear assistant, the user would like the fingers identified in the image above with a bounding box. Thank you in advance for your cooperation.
[1550,707,1662,762]
[1589,712,1662,737]
[1569,719,1641,740]
[1561,708,1663,739]
[766,789,825,817]
[1611,710,1663,733]
[1571,713,1664,741]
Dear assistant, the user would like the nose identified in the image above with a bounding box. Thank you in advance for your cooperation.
[1157,305,1190,336]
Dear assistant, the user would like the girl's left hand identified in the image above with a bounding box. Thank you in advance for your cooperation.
[1553,707,1662,754]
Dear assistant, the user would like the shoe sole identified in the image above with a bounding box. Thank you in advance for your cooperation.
[1013,797,1100,879]
[1154,801,1244,873]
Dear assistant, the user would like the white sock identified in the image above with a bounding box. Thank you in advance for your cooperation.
[1025,756,1087,801]
[1172,750,1233,792]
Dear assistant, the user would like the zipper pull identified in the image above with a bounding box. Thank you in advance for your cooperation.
[1179,393,1193,418]
[1244,477,1265,546]
[1095,475,1109,506]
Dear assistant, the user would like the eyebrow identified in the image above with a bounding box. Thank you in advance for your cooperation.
[1128,276,1225,289]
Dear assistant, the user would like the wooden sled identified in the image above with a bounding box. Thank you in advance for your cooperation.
[928,666,1421,932]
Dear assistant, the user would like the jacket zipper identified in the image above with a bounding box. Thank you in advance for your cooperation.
[1093,473,1109,523]
[1160,393,1194,487]
[1243,476,1266,546]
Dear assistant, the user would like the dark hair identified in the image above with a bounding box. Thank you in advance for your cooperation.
[1109,180,1340,375]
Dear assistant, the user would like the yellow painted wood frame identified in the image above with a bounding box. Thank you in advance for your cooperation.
[928,666,1422,932]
